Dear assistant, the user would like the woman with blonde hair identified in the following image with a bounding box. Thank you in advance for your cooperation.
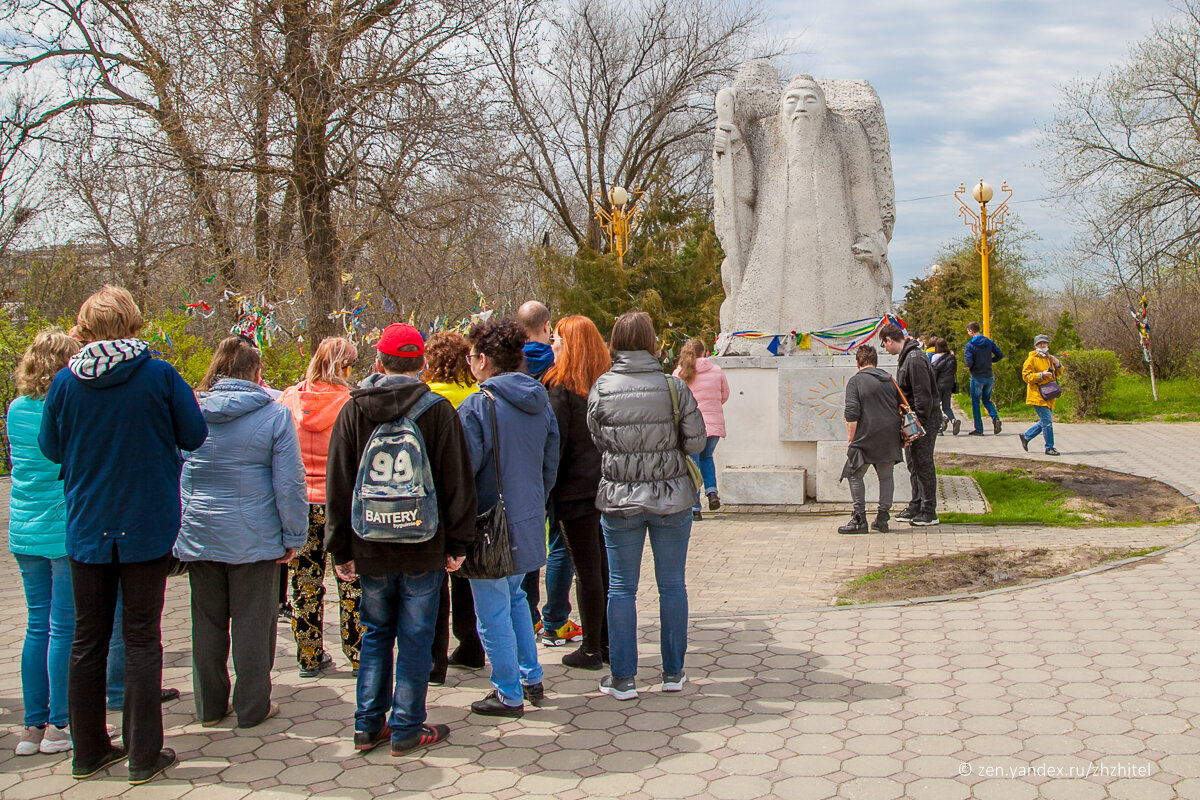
[9,330,81,756]
[543,315,611,669]
[279,336,364,677]
[672,338,729,518]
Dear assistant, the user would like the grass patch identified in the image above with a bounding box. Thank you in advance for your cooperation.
[937,466,1089,526]
[964,372,1200,423]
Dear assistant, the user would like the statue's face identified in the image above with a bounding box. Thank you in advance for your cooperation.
[782,84,827,125]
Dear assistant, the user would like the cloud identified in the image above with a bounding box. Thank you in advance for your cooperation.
[763,0,1170,296]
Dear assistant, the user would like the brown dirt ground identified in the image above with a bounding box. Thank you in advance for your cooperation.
[936,452,1199,524]
[837,546,1165,605]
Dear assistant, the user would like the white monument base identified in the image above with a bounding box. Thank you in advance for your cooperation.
[712,353,912,506]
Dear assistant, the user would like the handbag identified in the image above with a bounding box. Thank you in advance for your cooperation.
[665,375,705,493]
[1038,380,1062,401]
[457,390,517,580]
[888,375,926,444]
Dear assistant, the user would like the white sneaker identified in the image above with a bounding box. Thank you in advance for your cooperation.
[661,673,687,692]
[40,725,73,754]
[15,726,42,756]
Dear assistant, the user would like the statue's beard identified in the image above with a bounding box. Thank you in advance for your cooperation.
[788,113,824,139]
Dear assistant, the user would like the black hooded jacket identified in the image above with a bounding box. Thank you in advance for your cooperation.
[325,374,477,576]
[896,338,943,431]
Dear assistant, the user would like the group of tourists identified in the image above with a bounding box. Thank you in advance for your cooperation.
[838,322,1065,534]
[8,285,721,784]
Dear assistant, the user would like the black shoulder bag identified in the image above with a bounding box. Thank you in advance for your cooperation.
[458,390,516,580]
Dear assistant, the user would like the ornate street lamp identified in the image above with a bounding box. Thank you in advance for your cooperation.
[591,184,645,269]
[954,179,1012,338]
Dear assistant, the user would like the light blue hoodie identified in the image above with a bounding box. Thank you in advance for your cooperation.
[175,379,308,563]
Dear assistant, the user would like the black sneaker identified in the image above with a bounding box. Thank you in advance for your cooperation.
[447,648,485,669]
[471,690,524,718]
[910,511,940,526]
[967,430,984,436]
[707,491,721,510]
[73,746,128,780]
[993,418,1003,434]
[872,512,890,533]
[523,683,545,707]
[692,509,703,521]
[390,724,449,756]
[599,674,638,701]
[894,507,919,523]
[561,647,604,670]
[299,652,334,678]
[837,514,868,535]
[160,687,180,704]
[1018,433,1029,452]
[354,724,391,753]
[1045,447,1061,456]
[661,673,687,692]
[952,419,961,436]
[128,748,176,786]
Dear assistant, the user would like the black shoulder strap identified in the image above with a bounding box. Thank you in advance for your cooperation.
[481,388,503,501]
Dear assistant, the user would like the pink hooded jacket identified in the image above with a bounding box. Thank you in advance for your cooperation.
[672,357,729,438]
[278,380,352,504]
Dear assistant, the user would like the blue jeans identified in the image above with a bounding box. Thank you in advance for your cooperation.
[15,554,75,728]
[541,514,575,631]
[106,589,126,710]
[471,574,543,706]
[690,436,720,509]
[969,376,999,433]
[602,509,692,679]
[1024,405,1055,449]
[356,570,442,742]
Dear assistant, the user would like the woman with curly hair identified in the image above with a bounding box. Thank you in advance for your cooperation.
[9,329,81,756]
[542,315,611,669]
[457,318,559,717]
[279,337,364,678]
[422,331,483,683]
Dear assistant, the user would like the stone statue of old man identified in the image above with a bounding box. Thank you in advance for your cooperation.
[713,61,896,341]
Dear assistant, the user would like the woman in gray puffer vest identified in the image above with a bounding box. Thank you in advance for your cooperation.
[587,311,706,701]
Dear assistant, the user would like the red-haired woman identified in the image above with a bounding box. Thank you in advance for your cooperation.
[279,337,363,678]
[543,315,612,669]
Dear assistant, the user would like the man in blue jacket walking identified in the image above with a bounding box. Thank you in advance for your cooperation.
[963,321,1004,436]
[39,286,207,785]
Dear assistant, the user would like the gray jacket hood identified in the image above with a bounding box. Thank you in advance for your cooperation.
[200,379,272,422]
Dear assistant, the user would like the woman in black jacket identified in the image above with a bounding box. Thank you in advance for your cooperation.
[542,316,611,669]
[930,337,960,436]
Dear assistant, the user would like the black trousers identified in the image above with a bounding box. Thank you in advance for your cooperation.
[558,511,608,655]
[69,555,169,772]
[188,560,279,726]
[433,573,484,668]
[905,430,939,513]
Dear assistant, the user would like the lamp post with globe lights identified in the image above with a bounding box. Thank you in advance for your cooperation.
[591,185,644,269]
[954,179,1012,338]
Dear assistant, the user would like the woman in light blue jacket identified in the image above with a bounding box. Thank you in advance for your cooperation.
[8,330,81,755]
[175,336,308,728]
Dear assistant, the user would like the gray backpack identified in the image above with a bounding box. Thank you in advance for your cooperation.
[351,391,442,543]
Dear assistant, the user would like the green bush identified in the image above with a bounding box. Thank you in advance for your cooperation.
[1064,350,1119,418]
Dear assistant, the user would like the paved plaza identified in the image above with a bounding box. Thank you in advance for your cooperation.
[1,422,1198,798]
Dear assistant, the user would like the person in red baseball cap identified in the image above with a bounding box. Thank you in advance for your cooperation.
[375,324,425,358]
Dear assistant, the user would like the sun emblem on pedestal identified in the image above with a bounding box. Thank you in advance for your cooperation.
[807,376,848,420]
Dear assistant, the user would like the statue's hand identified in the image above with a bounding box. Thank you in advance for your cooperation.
[714,122,742,155]
[852,234,886,270]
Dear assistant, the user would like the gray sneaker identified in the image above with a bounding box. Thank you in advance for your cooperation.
[661,673,687,692]
[599,675,638,701]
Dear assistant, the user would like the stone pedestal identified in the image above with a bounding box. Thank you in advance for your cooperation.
[713,353,912,505]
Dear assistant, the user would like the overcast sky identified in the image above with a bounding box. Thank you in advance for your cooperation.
[765,0,1171,298]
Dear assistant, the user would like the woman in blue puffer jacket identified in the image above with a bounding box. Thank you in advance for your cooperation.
[174,336,308,729]
[8,329,81,755]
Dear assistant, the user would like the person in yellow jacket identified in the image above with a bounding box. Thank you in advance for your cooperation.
[1018,334,1064,456]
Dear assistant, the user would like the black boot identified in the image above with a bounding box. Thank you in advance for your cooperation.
[872,511,890,533]
[838,512,868,535]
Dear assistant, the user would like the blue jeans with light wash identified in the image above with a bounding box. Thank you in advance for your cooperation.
[690,436,720,510]
[471,573,543,707]
[355,570,443,742]
[15,554,75,728]
[105,589,127,710]
[602,509,692,679]
[1024,405,1055,450]
[541,513,575,632]
[969,376,1000,433]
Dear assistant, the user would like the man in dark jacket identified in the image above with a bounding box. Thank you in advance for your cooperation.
[963,321,1003,435]
[40,286,207,785]
[880,323,942,526]
[838,345,904,534]
[325,323,477,757]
